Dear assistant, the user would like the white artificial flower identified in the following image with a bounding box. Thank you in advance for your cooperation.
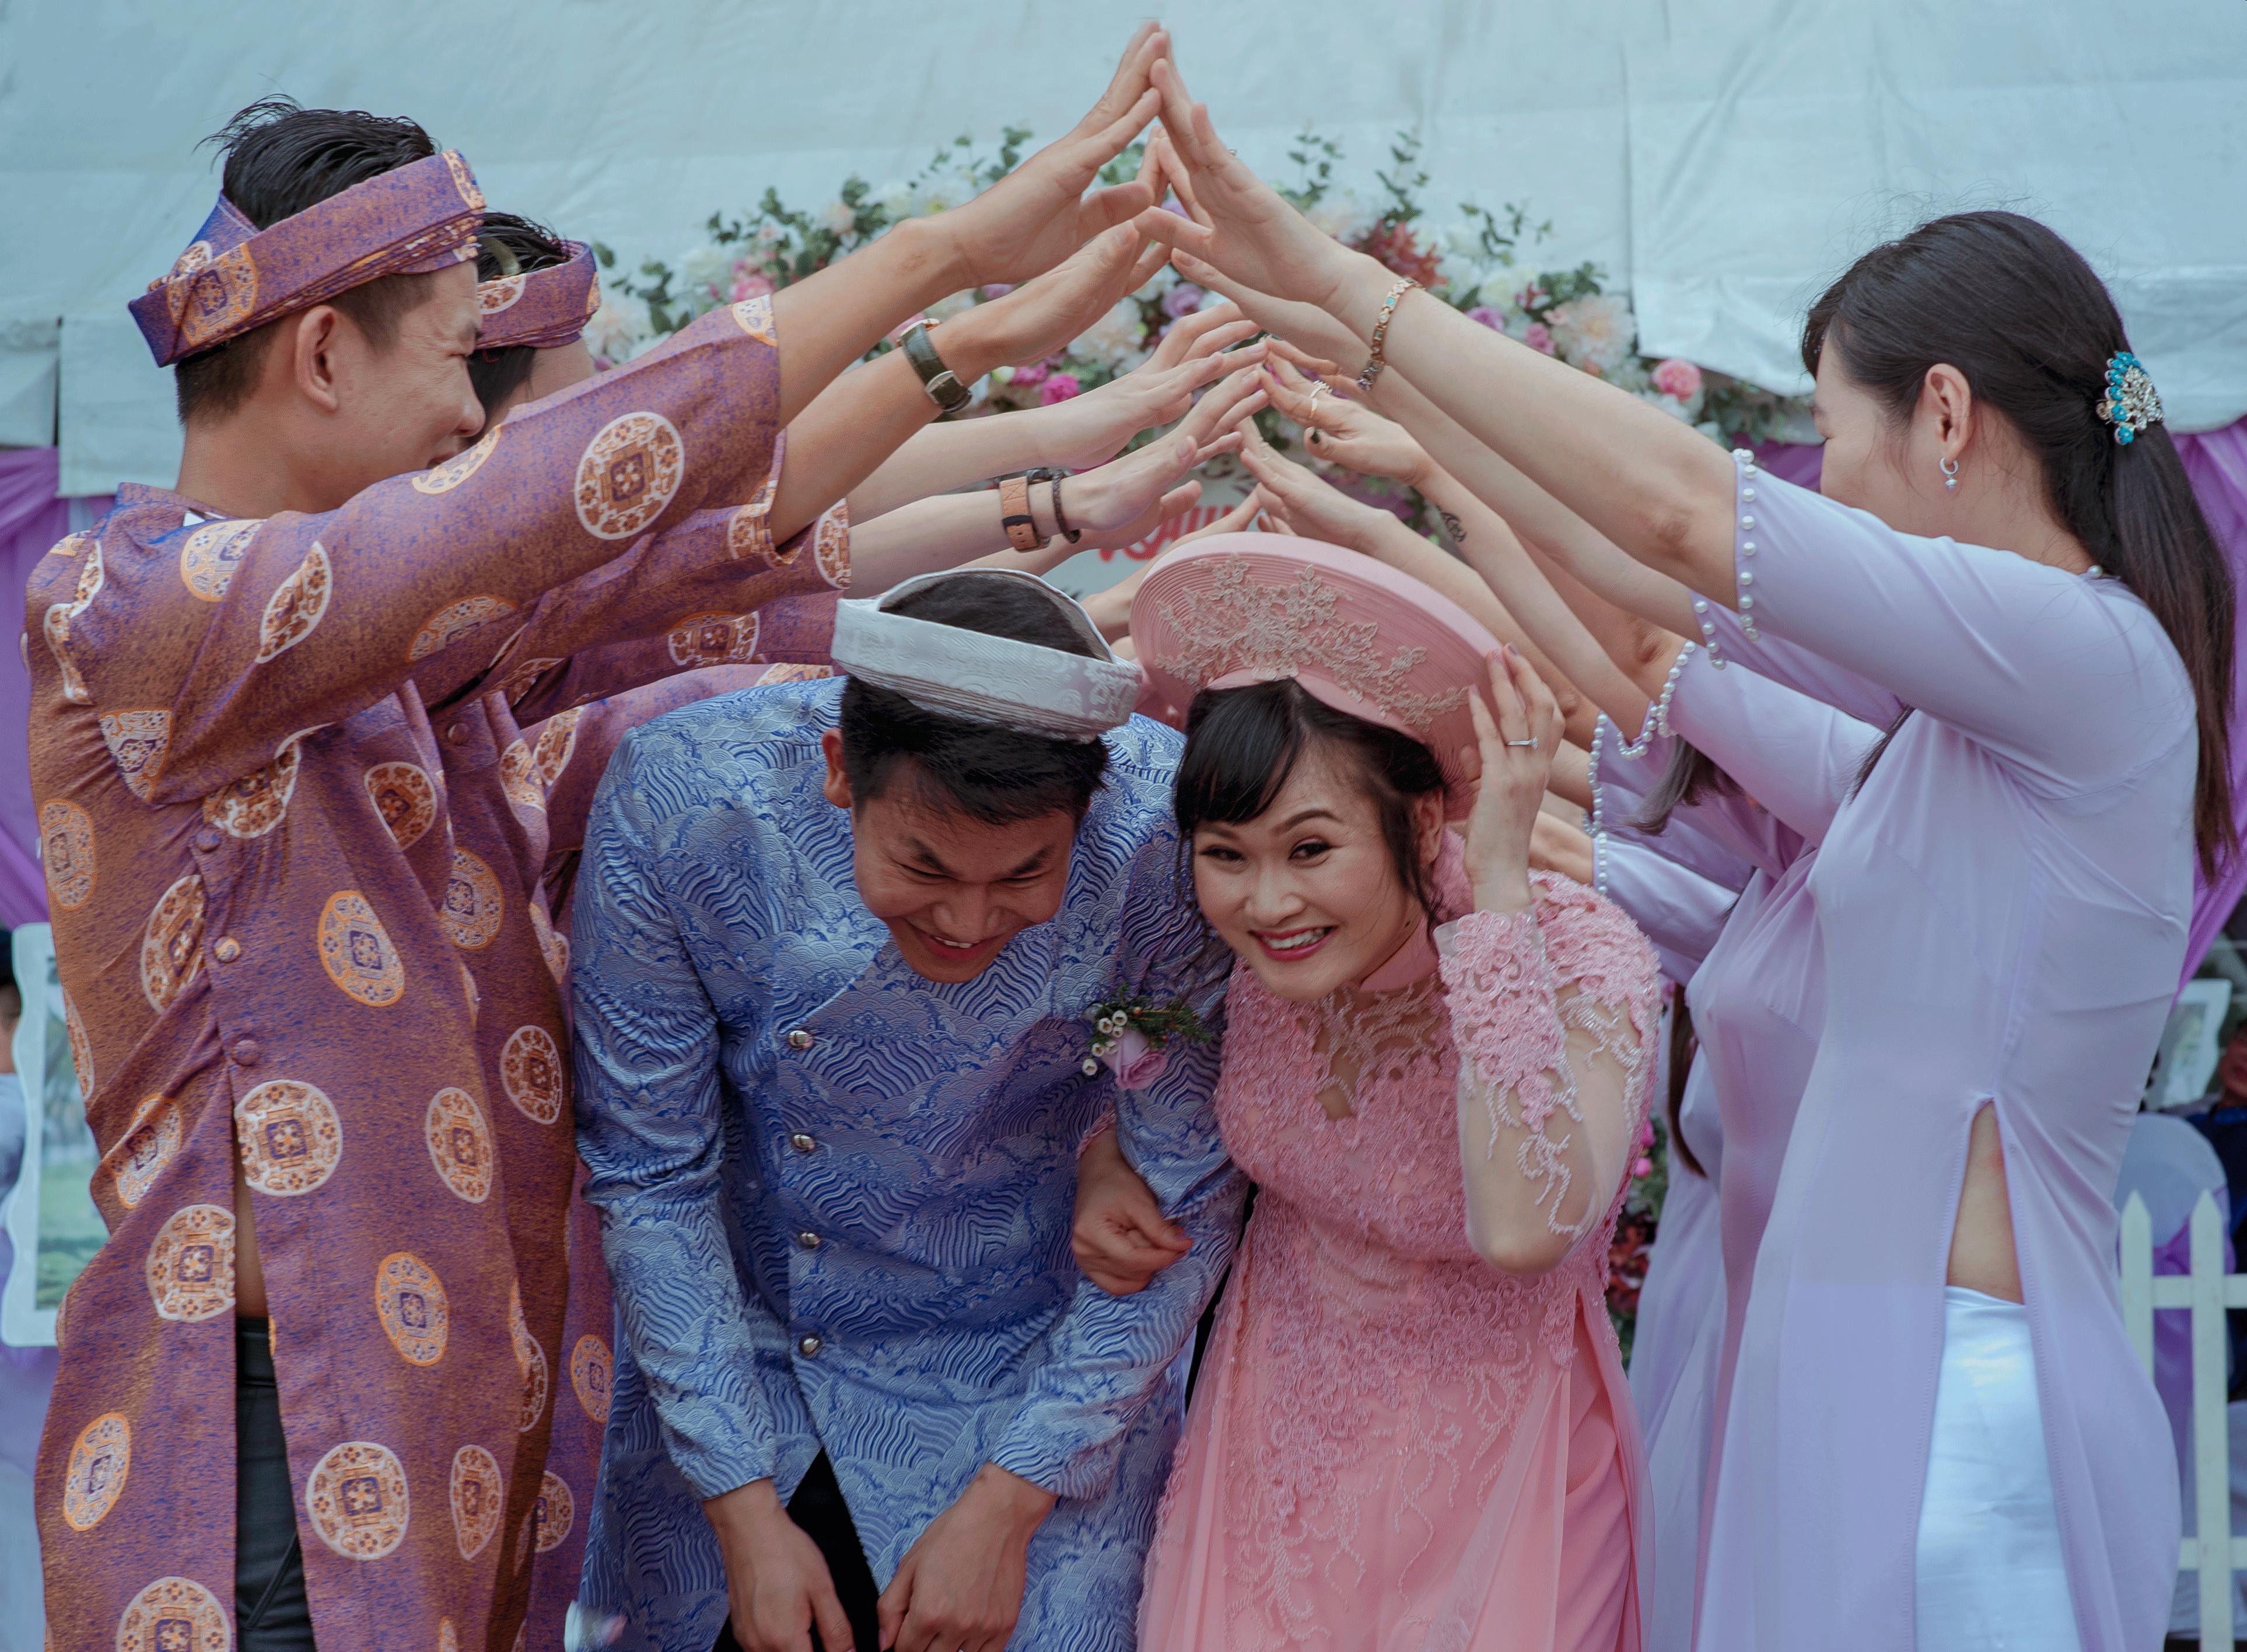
[923,289,978,323]
[677,243,728,295]
[1637,386,1702,423]
[1546,293,1637,377]
[1137,261,1179,298]
[877,181,915,221]
[1072,297,1152,373]
[820,198,858,237]
[583,292,654,365]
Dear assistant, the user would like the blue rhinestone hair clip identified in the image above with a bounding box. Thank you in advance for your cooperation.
[2098,351,2164,446]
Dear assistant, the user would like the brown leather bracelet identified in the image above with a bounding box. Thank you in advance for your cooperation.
[998,475,1041,552]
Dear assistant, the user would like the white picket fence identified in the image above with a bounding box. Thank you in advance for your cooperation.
[2122,1189,2240,1647]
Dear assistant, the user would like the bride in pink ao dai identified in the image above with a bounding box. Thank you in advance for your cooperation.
[1088,538,1658,1651]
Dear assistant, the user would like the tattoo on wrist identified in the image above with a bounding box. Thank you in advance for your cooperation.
[1438,508,1466,547]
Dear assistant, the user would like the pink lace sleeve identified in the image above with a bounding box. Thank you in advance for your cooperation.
[1436,873,1660,1255]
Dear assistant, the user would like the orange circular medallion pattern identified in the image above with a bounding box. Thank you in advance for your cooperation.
[116,1576,229,1652]
[501,1025,565,1125]
[363,762,437,849]
[305,1440,410,1560]
[665,611,760,668]
[111,1095,184,1209]
[234,1080,344,1196]
[412,427,500,496]
[317,891,406,1007]
[570,1335,612,1424]
[408,593,517,663]
[574,412,685,540]
[62,1412,130,1531]
[534,1471,573,1552]
[256,542,332,662]
[424,1087,494,1203]
[374,1252,449,1367]
[440,850,503,950]
[178,517,262,602]
[200,742,300,838]
[145,1204,235,1321]
[99,709,174,800]
[449,1444,504,1559]
[138,873,206,1013]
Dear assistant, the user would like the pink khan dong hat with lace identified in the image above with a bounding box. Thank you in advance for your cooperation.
[477,240,601,351]
[130,149,487,367]
[1131,534,1502,818]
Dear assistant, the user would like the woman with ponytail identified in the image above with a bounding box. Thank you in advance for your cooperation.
[1143,68,2227,1651]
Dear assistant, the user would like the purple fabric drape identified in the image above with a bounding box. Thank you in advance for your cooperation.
[1755,420,2247,981]
[2,449,111,928]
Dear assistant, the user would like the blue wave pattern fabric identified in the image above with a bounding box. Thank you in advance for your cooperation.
[569,677,1244,1651]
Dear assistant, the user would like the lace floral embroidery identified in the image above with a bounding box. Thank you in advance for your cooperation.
[1148,864,1659,1646]
[1152,555,1469,732]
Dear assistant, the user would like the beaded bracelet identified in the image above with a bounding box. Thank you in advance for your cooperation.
[1356,276,1420,394]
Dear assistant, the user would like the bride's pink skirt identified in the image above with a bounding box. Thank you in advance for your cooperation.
[1140,1294,1640,1651]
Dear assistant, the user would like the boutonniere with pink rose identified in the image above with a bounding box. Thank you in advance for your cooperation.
[1081,995,1213,1088]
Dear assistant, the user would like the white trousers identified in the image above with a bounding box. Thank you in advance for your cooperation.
[1914,1286,2081,1651]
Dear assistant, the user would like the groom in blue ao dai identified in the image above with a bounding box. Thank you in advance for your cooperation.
[569,569,1243,1651]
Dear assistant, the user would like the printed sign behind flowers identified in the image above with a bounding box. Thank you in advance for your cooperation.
[590,125,1811,454]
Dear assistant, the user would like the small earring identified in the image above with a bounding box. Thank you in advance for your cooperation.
[1940,456,1959,491]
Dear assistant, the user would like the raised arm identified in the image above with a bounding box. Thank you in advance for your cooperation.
[1448,649,1660,1273]
[844,299,1261,522]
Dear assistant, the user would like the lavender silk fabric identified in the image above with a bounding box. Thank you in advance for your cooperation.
[1755,422,2247,984]
[1691,459,2189,1651]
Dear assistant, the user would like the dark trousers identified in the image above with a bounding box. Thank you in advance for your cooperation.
[237,1319,316,1650]
[713,1453,881,1652]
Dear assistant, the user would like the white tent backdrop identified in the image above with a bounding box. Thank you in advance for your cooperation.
[2,0,2243,494]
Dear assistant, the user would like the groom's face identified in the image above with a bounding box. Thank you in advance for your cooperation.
[823,736,1079,984]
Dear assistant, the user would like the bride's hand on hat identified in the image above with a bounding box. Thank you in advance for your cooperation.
[1261,355,1431,487]
[1128,65,1368,313]
[1032,303,1266,473]
[931,25,1167,287]
[1463,648,1564,916]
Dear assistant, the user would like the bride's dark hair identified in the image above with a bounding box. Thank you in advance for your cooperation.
[1172,678,1448,928]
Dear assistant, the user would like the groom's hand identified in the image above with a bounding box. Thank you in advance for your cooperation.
[704,1479,855,1652]
[876,1464,1056,1652]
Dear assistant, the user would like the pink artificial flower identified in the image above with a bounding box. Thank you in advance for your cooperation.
[1040,372,1083,405]
[730,268,775,304]
[1633,1156,1656,1179]
[1010,359,1051,390]
[981,283,1016,299]
[1651,357,1703,401]
[1465,304,1507,331]
[1163,282,1206,318]
[1101,1027,1171,1090]
[1522,322,1556,356]
[1637,1121,1656,1149]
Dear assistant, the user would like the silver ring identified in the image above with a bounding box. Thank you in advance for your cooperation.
[1504,738,1539,750]
[1307,380,1329,411]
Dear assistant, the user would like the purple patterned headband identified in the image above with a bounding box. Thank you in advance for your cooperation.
[477,241,600,351]
[130,149,486,367]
